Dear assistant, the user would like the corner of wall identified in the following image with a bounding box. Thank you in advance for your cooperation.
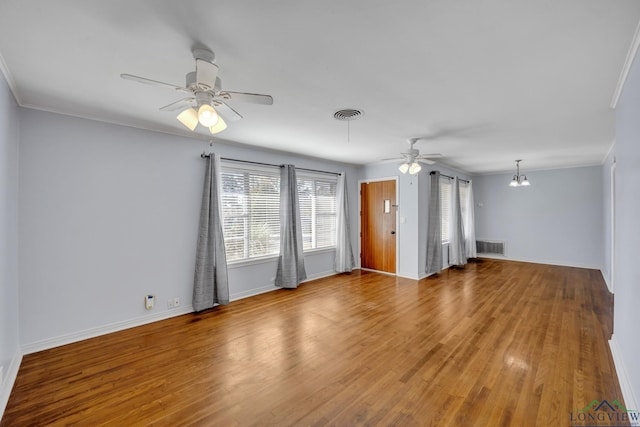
[601,269,613,294]
[0,349,23,420]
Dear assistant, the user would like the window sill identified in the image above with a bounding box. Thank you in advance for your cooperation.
[227,255,279,269]
[226,247,336,269]
[304,247,336,256]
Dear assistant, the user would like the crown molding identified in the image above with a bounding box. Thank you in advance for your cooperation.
[0,51,21,105]
[611,19,640,109]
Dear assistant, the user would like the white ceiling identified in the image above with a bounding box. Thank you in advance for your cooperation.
[1,1,639,174]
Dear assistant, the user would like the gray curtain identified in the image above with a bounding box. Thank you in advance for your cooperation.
[275,165,307,288]
[335,172,355,273]
[426,171,443,275]
[449,177,467,267]
[193,153,229,311]
[464,180,477,259]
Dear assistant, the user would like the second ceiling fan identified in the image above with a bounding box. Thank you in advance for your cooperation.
[121,48,273,135]
[387,139,442,175]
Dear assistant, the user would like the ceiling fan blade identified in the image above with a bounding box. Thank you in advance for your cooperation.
[417,153,443,158]
[120,74,190,93]
[214,101,243,121]
[418,159,436,165]
[159,97,195,111]
[220,91,273,105]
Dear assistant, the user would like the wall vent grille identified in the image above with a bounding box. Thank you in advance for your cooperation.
[476,240,506,256]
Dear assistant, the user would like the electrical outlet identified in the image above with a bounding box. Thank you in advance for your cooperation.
[145,294,155,310]
[167,299,174,309]
[174,297,180,307]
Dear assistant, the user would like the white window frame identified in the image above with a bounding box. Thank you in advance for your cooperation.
[220,163,339,265]
[296,171,338,252]
[220,162,281,264]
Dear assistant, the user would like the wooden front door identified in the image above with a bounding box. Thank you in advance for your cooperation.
[361,180,397,274]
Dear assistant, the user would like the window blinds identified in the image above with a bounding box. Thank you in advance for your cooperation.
[220,163,338,262]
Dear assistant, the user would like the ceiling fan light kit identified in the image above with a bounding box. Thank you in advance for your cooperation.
[209,117,227,134]
[509,160,531,187]
[398,161,422,175]
[395,138,438,175]
[197,104,219,127]
[121,47,273,136]
[176,108,198,131]
[408,162,422,175]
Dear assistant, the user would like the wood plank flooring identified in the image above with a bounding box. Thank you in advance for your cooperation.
[1,259,625,426]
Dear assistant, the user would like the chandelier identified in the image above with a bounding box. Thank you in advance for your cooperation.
[509,160,531,187]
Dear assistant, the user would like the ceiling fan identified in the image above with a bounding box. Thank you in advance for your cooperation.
[386,138,443,174]
[121,48,273,135]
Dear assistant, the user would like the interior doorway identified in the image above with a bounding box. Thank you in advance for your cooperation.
[360,179,397,274]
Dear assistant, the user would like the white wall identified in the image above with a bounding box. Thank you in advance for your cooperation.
[473,166,603,269]
[18,109,359,350]
[611,46,640,410]
[0,69,20,413]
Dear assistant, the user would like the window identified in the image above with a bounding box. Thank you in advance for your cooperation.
[440,177,471,245]
[220,164,338,262]
[297,174,337,251]
[440,178,451,243]
[220,164,280,262]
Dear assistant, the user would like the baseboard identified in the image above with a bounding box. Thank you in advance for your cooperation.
[21,306,194,355]
[478,254,601,270]
[601,269,613,293]
[361,268,396,277]
[609,334,639,424]
[230,284,278,301]
[0,348,23,420]
[419,271,439,280]
[396,273,420,280]
[304,269,339,282]
[21,271,341,355]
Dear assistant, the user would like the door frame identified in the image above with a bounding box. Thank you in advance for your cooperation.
[610,159,616,293]
[358,176,399,275]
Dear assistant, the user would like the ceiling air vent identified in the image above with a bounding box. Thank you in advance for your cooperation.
[333,109,363,121]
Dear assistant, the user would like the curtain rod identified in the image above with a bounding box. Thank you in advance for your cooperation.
[200,153,341,176]
[430,171,470,183]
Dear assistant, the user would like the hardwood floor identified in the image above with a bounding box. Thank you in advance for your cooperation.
[2,259,625,426]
